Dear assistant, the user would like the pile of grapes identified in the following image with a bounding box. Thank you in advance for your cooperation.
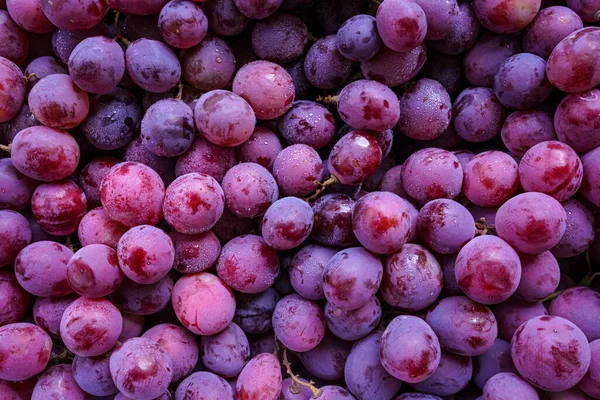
[1,0,600,398]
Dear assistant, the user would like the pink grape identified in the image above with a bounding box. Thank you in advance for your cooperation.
[80,157,119,206]
[11,126,80,182]
[524,6,584,59]
[72,352,118,396]
[376,0,427,52]
[39,0,106,30]
[28,74,89,129]
[262,197,313,250]
[235,353,282,400]
[360,44,427,87]
[172,272,236,335]
[125,38,181,93]
[236,126,282,171]
[175,371,235,399]
[31,180,87,236]
[515,251,560,302]
[67,244,124,298]
[60,297,122,357]
[453,87,507,143]
[500,110,556,156]
[304,35,354,90]
[482,372,539,400]
[272,144,322,197]
[175,135,237,183]
[299,331,352,380]
[143,323,199,382]
[329,130,382,185]
[289,244,336,300]
[552,199,595,258]
[78,207,128,248]
[473,0,540,33]
[100,161,166,227]
[170,230,221,274]
[31,364,91,400]
[181,36,236,91]
[578,339,600,398]
[158,0,208,49]
[581,146,600,207]
[272,293,325,352]
[496,192,567,254]
[0,272,29,326]
[463,150,519,207]
[379,165,409,198]
[549,287,600,342]
[111,275,174,316]
[0,210,31,268]
[555,89,600,154]
[216,234,279,293]
[417,199,475,254]
[222,162,279,218]
[200,322,249,378]
[463,32,522,87]
[325,295,381,341]
[6,0,54,34]
[511,315,591,392]
[0,11,27,65]
[411,351,472,396]
[495,298,548,341]
[32,294,78,338]
[381,244,443,311]
[15,241,73,297]
[311,193,357,247]
[0,159,36,211]
[0,323,52,381]
[278,101,336,150]
[68,36,125,94]
[472,338,517,389]
[426,296,497,356]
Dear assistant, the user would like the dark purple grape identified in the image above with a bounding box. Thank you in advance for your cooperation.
[251,13,307,64]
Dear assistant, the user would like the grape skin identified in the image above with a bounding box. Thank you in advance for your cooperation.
[32,294,78,338]
[376,0,427,52]
[141,99,195,157]
[0,272,29,327]
[72,352,118,397]
[235,353,282,400]
[6,0,53,34]
[554,89,600,154]
[222,162,279,218]
[206,0,249,37]
[360,44,427,87]
[336,14,381,62]
[494,298,548,341]
[143,323,199,382]
[0,158,37,210]
[524,6,583,59]
[463,32,522,87]
[78,207,128,249]
[236,126,282,171]
[482,372,539,400]
[463,150,519,207]
[578,339,600,398]
[329,131,382,186]
[181,36,236,92]
[417,199,475,254]
[410,351,472,396]
[125,39,181,94]
[0,210,31,268]
[0,11,28,65]
[473,0,541,34]
[31,180,87,236]
[426,3,480,56]
[233,0,283,19]
[176,135,237,183]
[251,13,308,64]
[67,244,124,298]
[452,87,507,143]
[501,110,556,156]
[515,251,560,302]
[31,364,90,400]
[552,199,595,258]
[15,241,73,297]
[170,230,221,274]
[175,371,235,399]
[304,35,354,90]
[279,100,336,150]
[272,293,325,352]
[111,275,174,316]
[68,36,125,94]
[158,0,208,49]
[549,287,600,342]
[472,338,517,389]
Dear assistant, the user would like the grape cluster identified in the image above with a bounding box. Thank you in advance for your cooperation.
[1,0,600,399]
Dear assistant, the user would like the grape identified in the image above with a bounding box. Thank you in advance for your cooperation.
[495,192,567,254]
[511,315,591,392]
[567,0,600,22]
[473,0,540,34]
[411,351,472,396]
[524,6,583,59]
[28,74,89,129]
[0,378,38,399]
[426,2,480,55]
[143,323,199,382]
[311,193,357,247]
[0,210,31,267]
[11,126,80,182]
[51,22,109,64]
[109,337,174,399]
[272,293,325,352]
[546,27,600,93]
[206,0,249,37]
[417,199,475,254]
[0,11,27,65]
[463,151,519,207]
[212,208,256,243]
[6,0,53,34]
[381,243,442,311]
[72,352,118,396]
[495,53,553,110]
[216,234,279,293]
[289,245,336,300]
[337,80,400,132]
[15,241,73,297]
[317,386,357,399]
[547,388,593,400]
[335,14,381,62]
[125,39,181,93]
[200,322,250,378]
[31,363,91,400]
[234,288,279,334]
[378,165,407,199]
[401,148,463,204]
[68,36,125,94]
[0,272,28,326]
[515,251,560,302]
[472,338,517,389]
[1,104,39,143]
[31,180,87,236]
[0,323,52,381]
[555,89,600,154]
[32,294,78,338]
[452,87,507,143]
[380,315,441,383]
[463,32,522,87]
[170,230,221,274]
[271,144,323,198]
[107,0,168,15]
[581,146,600,207]
[24,57,67,91]
[279,101,336,150]
[325,296,381,342]
[328,131,382,186]
[222,162,279,218]
[376,0,427,52]
[500,110,556,156]
[236,353,282,400]
[111,275,174,315]
[304,35,354,90]
[82,87,143,151]
[396,394,442,400]
[79,157,118,207]
[119,312,144,341]
[141,99,196,157]
[60,297,122,357]
[181,36,236,91]
[78,207,128,248]
[421,52,463,96]
[172,272,236,335]
[39,0,106,30]
[232,60,295,120]
[425,296,497,356]
[549,287,600,342]
[159,0,208,49]
[175,371,235,399]
[495,298,548,342]
[67,244,124,298]
[236,127,282,171]
[482,372,539,400]
[299,331,352,380]
[361,44,426,88]
[280,377,312,400]
[176,135,236,183]
[261,197,313,250]
[233,0,283,19]
[100,161,166,227]
[552,199,595,258]
[251,13,307,64]
[194,90,256,147]
[396,78,451,141]
[117,225,175,285]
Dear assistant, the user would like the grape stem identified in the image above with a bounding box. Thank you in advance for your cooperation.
[0,144,11,153]
[304,175,338,202]
[475,217,495,236]
[25,73,38,82]
[113,11,131,45]
[282,348,323,398]
[176,82,184,100]
[542,289,564,303]
[316,95,338,105]
[372,0,382,5]
[307,32,320,42]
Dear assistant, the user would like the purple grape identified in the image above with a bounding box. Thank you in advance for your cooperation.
[299,332,352,380]
[417,199,475,254]
[170,230,221,274]
[51,21,109,63]
[279,100,336,150]
[78,207,128,248]
[421,52,464,95]
[236,127,283,171]
[582,146,600,207]
[495,298,548,342]
[415,0,460,40]
[473,0,540,34]
[396,394,442,400]
[176,135,237,183]
[111,275,174,316]
[80,157,119,206]
[233,0,283,19]
[411,351,472,396]
[0,272,29,326]
[425,296,497,356]
[304,35,354,89]
[329,131,382,185]
[143,323,199,382]
[463,151,519,207]
[524,6,583,59]
[379,165,409,199]
[67,244,124,298]
[280,377,313,400]
[0,11,28,65]
[109,337,174,399]
[552,199,595,258]
[125,38,181,93]
[463,32,522,87]
[39,0,106,30]
[251,13,307,64]
[107,0,168,15]
[206,0,249,37]
[452,87,507,143]
[555,89,600,154]
[338,80,400,133]
[235,353,282,400]
[336,14,381,62]
[234,288,279,334]
[578,338,600,398]
[472,338,517,389]
[482,372,539,400]
[325,295,381,342]
[0,323,52,381]
[381,243,442,311]
[272,293,325,352]
[380,315,441,383]
[212,208,256,244]
[120,313,144,342]
[515,251,560,302]
[32,180,87,236]
[496,192,567,254]
[426,3,480,55]
[32,294,78,338]
[15,241,73,297]
[567,0,600,22]
[0,210,31,267]
[401,148,463,204]
[289,245,336,300]
[172,272,236,335]
[397,78,452,141]
[72,352,118,396]
[270,144,322,197]
[549,287,600,342]
[511,315,591,392]
[311,193,357,247]
[68,36,125,94]
[360,44,427,87]
[175,371,235,399]
[6,0,54,34]
[31,364,90,400]
[181,36,236,91]
[500,110,556,156]
[24,56,67,91]
[222,162,279,218]
[376,0,426,52]
[158,0,207,49]
[141,99,195,157]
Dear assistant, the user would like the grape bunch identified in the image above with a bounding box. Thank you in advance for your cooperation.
[1,0,600,399]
